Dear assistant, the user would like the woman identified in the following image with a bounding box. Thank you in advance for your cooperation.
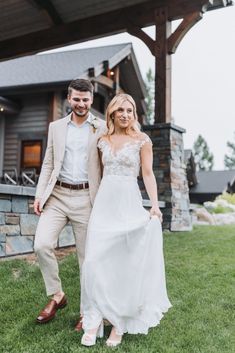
[81,93,171,347]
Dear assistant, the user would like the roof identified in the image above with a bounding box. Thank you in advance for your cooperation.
[0,43,133,89]
[0,0,233,61]
[0,43,147,117]
[189,170,235,194]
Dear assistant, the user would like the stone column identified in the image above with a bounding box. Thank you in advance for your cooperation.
[143,123,192,231]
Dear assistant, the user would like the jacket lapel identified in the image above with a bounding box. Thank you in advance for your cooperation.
[88,113,97,150]
[58,113,71,161]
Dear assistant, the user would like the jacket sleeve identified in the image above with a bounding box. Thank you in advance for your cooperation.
[35,123,54,199]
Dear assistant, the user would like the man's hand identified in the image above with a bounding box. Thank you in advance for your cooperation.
[34,199,42,216]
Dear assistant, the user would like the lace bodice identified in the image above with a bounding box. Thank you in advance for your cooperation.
[97,134,152,177]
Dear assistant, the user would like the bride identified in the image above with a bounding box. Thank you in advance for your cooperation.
[81,93,172,347]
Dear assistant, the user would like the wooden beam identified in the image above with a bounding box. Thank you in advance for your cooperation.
[168,11,203,54]
[92,75,114,90]
[31,0,63,25]
[154,7,172,124]
[48,92,60,125]
[127,25,155,56]
[167,0,213,20]
[0,0,215,62]
[114,66,120,94]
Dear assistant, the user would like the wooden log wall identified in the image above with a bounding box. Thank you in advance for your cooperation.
[4,94,49,172]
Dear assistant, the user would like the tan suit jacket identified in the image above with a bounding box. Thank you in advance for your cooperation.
[35,113,107,210]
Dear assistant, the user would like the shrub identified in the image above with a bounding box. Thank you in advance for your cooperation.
[216,192,235,205]
[211,205,234,214]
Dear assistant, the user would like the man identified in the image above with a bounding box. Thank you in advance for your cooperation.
[34,79,106,330]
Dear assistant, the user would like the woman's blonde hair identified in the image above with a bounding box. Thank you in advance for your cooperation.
[105,93,140,135]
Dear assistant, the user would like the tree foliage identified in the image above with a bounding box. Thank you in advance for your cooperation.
[144,68,154,124]
[193,134,214,171]
[224,132,235,169]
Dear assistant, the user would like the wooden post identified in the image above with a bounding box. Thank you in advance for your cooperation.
[48,92,60,125]
[0,116,5,177]
[154,7,172,124]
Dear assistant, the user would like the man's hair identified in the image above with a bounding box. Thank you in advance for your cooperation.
[68,79,94,96]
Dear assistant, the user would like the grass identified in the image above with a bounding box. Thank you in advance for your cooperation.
[0,225,234,353]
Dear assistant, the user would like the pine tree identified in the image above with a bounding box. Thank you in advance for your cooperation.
[192,135,214,171]
[144,68,154,124]
[224,132,235,169]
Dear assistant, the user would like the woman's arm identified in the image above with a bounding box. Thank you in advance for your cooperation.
[140,141,163,222]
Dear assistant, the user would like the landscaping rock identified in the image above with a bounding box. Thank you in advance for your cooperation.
[194,208,216,225]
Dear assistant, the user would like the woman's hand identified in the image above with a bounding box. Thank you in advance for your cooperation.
[150,205,163,222]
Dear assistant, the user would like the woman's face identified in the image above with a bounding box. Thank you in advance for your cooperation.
[112,100,134,130]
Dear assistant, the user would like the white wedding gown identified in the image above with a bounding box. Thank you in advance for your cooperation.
[81,135,172,335]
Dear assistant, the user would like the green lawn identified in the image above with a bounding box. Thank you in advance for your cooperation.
[0,225,234,353]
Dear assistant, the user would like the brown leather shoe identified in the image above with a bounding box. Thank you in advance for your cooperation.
[74,315,83,332]
[36,295,67,323]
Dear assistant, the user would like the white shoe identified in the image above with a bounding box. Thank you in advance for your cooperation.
[106,338,122,347]
[106,327,122,347]
[81,332,97,347]
[81,321,104,347]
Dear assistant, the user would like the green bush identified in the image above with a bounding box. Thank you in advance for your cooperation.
[216,192,235,205]
[211,205,234,214]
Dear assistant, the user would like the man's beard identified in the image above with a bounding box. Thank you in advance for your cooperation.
[73,107,89,117]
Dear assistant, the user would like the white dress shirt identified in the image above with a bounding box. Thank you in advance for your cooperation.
[58,114,92,184]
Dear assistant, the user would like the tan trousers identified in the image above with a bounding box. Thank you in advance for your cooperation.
[34,185,92,296]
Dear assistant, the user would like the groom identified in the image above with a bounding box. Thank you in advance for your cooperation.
[34,78,106,330]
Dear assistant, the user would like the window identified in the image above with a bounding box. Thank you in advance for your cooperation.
[21,140,42,174]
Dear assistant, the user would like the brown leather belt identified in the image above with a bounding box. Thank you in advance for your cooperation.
[56,180,89,190]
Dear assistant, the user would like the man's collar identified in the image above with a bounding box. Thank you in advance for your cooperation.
[67,112,93,125]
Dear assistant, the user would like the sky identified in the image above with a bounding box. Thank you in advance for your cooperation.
[46,5,235,170]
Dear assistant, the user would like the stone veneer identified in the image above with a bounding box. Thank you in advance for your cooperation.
[142,123,192,231]
[0,184,166,258]
[0,185,75,258]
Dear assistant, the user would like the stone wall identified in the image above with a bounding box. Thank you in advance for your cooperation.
[0,185,75,258]
[0,185,166,258]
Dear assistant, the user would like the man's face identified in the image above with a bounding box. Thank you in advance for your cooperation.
[68,89,93,118]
